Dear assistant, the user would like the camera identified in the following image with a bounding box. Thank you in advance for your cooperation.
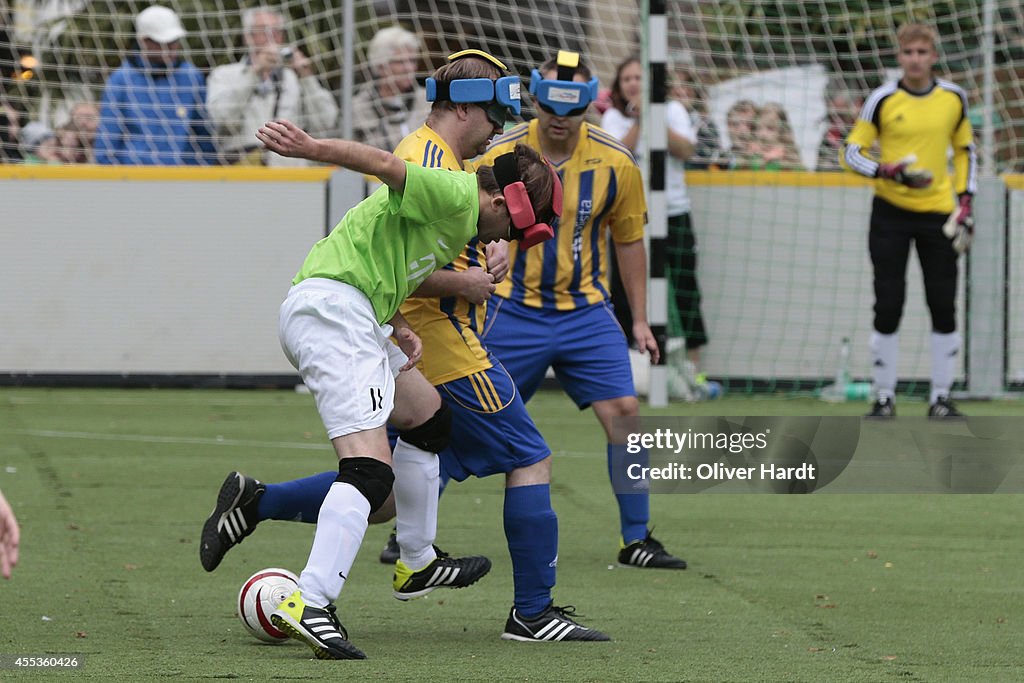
[279,46,294,62]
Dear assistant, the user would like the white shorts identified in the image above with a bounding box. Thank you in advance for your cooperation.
[279,278,408,439]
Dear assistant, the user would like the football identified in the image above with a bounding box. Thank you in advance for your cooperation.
[237,568,299,643]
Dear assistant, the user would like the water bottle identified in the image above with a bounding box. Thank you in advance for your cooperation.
[818,337,852,403]
[819,337,872,402]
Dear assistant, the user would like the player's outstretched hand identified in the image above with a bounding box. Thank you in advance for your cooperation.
[458,267,496,305]
[485,240,510,284]
[393,326,423,372]
[0,490,20,579]
[633,321,661,365]
[256,119,316,159]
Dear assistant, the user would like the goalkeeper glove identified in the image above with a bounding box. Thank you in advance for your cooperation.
[942,194,974,255]
[876,154,933,188]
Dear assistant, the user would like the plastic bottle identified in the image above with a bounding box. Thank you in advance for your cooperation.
[819,337,872,402]
[818,337,852,403]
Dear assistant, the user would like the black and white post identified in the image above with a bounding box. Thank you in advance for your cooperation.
[644,0,669,406]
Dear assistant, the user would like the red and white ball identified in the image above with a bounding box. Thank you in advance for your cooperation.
[237,567,299,643]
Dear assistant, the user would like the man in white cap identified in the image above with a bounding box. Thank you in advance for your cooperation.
[95,5,218,165]
[206,6,337,166]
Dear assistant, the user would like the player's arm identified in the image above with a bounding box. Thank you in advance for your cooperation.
[409,267,495,304]
[614,239,660,365]
[388,311,422,372]
[484,240,510,284]
[951,112,977,197]
[256,119,407,191]
[668,126,695,162]
[667,101,696,162]
[944,112,978,254]
[839,117,880,177]
[0,488,19,579]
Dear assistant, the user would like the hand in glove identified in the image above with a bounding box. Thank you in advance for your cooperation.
[877,154,933,189]
[942,194,974,255]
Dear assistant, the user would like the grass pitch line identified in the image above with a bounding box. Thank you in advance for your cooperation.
[12,429,329,451]
[5,394,308,407]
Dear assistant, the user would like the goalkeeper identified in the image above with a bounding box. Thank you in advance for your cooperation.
[840,23,975,418]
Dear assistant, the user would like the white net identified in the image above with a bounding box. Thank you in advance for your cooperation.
[1,0,642,135]
[3,1,1021,168]
[2,0,1022,393]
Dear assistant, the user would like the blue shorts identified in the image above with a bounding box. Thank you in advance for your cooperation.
[482,297,635,408]
[388,357,550,482]
[438,359,550,481]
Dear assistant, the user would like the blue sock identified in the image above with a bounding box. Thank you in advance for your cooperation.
[439,457,451,496]
[503,484,557,618]
[608,443,649,544]
[256,471,336,523]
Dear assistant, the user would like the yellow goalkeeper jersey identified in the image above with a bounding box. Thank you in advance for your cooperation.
[394,125,492,385]
[477,120,647,310]
[841,79,976,214]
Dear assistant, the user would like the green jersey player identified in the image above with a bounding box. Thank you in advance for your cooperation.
[253,118,558,660]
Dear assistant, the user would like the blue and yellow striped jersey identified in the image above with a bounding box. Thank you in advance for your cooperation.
[477,120,647,310]
[842,79,975,214]
[394,125,492,385]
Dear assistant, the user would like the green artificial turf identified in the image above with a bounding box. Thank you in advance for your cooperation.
[0,388,1020,681]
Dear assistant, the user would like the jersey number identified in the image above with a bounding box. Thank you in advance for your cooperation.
[369,386,384,412]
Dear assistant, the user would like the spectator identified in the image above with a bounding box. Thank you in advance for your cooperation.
[744,102,803,170]
[55,123,89,163]
[94,5,217,165]
[671,66,722,170]
[48,100,99,163]
[207,7,336,166]
[350,26,429,153]
[601,56,714,400]
[68,101,99,158]
[722,99,757,168]
[817,85,861,171]
[19,121,60,164]
[0,98,23,163]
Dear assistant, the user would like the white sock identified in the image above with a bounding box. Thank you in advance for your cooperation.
[930,331,960,404]
[870,331,899,400]
[392,438,439,570]
[297,482,370,608]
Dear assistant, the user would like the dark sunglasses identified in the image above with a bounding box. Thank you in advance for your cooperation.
[537,101,588,118]
[476,102,509,129]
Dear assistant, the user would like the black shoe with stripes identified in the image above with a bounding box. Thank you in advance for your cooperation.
[392,549,491,600]
[618,531,687,569]
[200,471,265,572]
[271,591,366,660]
[378,531,400,565]
[867,397,896,418]
[928,395,964,418]
[501,604,611,642]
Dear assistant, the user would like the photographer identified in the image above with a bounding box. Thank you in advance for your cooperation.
[207,6,337,166]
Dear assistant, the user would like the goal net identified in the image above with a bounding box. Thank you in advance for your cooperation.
[3,0,1022,396]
